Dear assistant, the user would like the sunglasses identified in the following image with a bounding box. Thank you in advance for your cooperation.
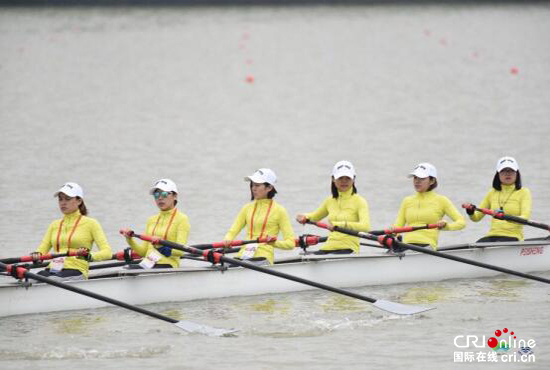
[153,191,171,200]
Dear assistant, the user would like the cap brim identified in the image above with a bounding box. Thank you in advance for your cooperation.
[333,171,355,179]
[408,171,430,179]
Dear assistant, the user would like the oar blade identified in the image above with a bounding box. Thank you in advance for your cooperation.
[175,320,238,337]
[373,299,435,315]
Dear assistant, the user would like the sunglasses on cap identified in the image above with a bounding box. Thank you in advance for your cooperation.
[337,164,352,170]
[153,191,172,200]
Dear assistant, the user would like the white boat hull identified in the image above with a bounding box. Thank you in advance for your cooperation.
[1,241,549,317]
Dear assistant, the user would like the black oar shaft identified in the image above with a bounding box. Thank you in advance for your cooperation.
[137,235,376,303]
[0,261,178,324]
[331,226,550,285]
[472,206,550,232]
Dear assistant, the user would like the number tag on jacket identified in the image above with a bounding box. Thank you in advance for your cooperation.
[139,250,162,269]
[50,257,65,272]
[241,245,258,260]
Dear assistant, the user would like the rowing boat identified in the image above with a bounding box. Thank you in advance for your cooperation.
[1,240,549,318]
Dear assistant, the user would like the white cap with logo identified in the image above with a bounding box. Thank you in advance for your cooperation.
[408,163,438,179]
[54,182,84,198]
[149,178,178,194]
[332,160,356,179]
[244,168,277,187]
[496,156,519,172]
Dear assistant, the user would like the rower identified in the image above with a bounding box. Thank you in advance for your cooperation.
[296,160,370,255]
[222,168,295,266]
[29,182,112,280]
[463,156,532,242]
[120,178,190,269]
[391,163,465,251]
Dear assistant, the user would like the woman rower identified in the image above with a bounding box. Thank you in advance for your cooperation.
[463,156,531,242]
[120,178,190,268]
[296,160,370,254]
[392,163,465,250]
[30,182,112,280]
[222,168,295,265]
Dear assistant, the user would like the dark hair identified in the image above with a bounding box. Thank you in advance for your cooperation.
[331,180,357,198]
[492,170,522,191]
[76,197,88,216]
[427,177,438,191]
[250,182,277,200]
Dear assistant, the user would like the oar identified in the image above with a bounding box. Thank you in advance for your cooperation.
[309,222,550,285]
[463,204,550,232]
[0,261,237,336]
[0,250,88,264]
[128,233,434,315]
[192,236,277,250]
[369,224,439,235]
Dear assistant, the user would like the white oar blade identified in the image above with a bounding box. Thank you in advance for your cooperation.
[175,320,238,337]
[373,299,435,315]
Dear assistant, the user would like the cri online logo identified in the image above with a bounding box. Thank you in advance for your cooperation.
[488,328,514,352]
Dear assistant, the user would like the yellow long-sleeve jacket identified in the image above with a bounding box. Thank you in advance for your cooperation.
[36,210,112,278]
[304,188,370,253]
[469,185,532,240]
[224,199,295,264]
[126,208,190,268]
[394,191,465,248]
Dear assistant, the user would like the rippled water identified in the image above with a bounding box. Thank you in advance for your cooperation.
[1,3,550,369]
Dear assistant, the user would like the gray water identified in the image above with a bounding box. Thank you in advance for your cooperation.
[1,4,549,369]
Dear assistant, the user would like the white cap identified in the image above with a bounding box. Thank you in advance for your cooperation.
[332,160,356,179]
[496,156,519,172]
[54,182,83,198]
[408,163,437,179]
[149,178,178,194]
[244,168,277,186]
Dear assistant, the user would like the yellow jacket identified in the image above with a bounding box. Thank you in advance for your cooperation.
[224,199,295,264]
[126,208,190,268]
[394,191,465,248]
[36,210,112,278]
[305,188,370,253]
[469,185,532,240]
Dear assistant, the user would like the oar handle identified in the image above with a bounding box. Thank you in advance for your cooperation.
[0,250,87,264]
[369,224,439,235]
[464,205,550,232]
[304,221,437,236]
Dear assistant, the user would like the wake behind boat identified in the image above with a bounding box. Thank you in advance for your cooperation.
[1,239,549,318]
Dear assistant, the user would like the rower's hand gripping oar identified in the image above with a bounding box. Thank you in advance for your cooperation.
[311,222,550,285]
[132,233,434,315]
[462,204,550,232]
[0,261,237,337]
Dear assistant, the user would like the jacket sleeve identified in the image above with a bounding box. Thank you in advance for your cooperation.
[125,218,152,257]
[393,198,407,228]
[442,197,466,231]
[273,207,296,250]
[470,191,491,222]
[304,198,329,222]
[519,188,532,220]
[224,205,248,241]
[36,221,55,254]
[332,196,370,232]
[171,215,190,258]
[90,220,113,261]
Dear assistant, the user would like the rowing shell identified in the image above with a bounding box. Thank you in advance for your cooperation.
[1,240,549,318]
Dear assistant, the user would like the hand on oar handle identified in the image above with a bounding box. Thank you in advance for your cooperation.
[296,214,308,224]
[462,203,476,215]
[119,228,135,238]
[436,220,447,229]
[30,252,42,262]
